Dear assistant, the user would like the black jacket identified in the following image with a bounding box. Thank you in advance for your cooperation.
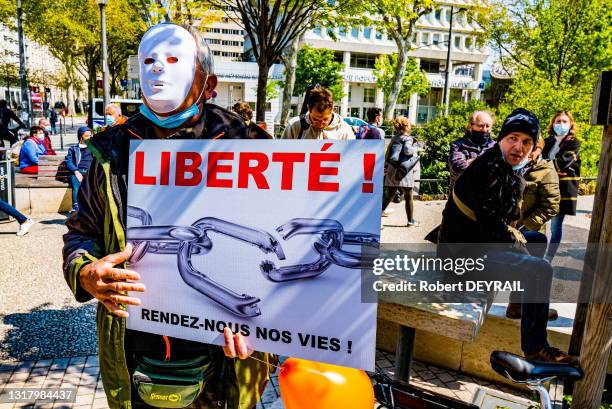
[542,133,580,215]
[439,143,524,246]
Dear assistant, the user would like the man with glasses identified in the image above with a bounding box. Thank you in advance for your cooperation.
[448,110,495,191]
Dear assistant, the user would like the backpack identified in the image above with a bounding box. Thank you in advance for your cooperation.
[356,124,371,140]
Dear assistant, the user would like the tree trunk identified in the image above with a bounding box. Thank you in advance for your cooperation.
[384,41,409,121]
[255,60,270,122]
[280,33,303,127]
[67,82,75,115]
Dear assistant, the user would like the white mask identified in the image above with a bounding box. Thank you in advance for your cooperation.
[138,24,197,114]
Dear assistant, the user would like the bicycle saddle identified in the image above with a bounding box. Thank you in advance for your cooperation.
[490,351,583,382]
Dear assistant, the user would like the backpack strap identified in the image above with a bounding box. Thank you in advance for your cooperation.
[298,115,310,139]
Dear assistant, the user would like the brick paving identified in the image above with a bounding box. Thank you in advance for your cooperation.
[0,350,538,408]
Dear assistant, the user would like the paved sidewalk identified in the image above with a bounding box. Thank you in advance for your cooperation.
[0,350,538,409]
[2,195,592,408]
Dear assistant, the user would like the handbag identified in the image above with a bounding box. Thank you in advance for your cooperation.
[385,138,419,179]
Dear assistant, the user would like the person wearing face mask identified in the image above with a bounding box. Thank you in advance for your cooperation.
[38,118,57,155]
[541,111,581,261]
[448,110,495,191]
[437,109,576,364]
[505,137,560,320]
[65,126,94,213]
[18,126,48,174]
[282,85,355,140]
[102,104,127,129]
[62,23,273,409]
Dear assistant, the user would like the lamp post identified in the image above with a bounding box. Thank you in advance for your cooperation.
[442,6,466,116]
[17,0,30,127]
[97,0,110,125]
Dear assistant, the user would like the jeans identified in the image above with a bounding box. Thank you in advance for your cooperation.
[509,229,548,304]
[0,199,27,224]
[485,249,553,354]
[546,214,566,260]
[69,169,88,209]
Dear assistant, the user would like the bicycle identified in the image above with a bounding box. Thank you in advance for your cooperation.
[371,351,583,409]
[490,351,583,409]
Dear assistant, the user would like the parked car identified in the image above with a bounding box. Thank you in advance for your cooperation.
[342,117,367,134]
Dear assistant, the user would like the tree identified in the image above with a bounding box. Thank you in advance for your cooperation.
[293,45,344,99]
[206,0,338,122]
[489,0,612,177]
[277,2,367,126]
[373,54,429,110]
[365,0,435,120]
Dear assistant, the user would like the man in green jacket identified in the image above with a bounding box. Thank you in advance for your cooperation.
[63,23,273,409]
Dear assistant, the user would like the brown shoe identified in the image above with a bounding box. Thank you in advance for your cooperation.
[525,347,578,365]
[505,304,558,321]
[505,303,522,319]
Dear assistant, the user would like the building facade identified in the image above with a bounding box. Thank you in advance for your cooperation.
[303,0,488,124]
[0,24,64,115]
[201,7,245,62]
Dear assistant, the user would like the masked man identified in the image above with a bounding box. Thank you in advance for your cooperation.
[63,23,272,409]
[448,110,495,191]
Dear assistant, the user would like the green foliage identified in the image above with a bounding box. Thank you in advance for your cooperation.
[294,45,344,99]
[490,0,611,178]
[412,100,489,194]
[374,54,429,105]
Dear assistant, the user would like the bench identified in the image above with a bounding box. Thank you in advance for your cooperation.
[378,271,496,382]
[37,154,69,181]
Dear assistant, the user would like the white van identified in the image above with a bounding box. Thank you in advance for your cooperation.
[87,98,142,129]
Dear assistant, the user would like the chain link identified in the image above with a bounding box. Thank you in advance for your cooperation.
[126,206,379,318]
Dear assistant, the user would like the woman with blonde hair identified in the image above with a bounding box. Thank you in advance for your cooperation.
[541,111,580,261]
[382,116,422,227]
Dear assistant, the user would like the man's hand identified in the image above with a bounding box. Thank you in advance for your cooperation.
[75,171,83,183]
[222,327,252,359]
[78,244,145,317]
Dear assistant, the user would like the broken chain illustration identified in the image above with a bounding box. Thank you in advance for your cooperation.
[127,205,379,318]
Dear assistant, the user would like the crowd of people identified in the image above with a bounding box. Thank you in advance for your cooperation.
[0,21,585,408]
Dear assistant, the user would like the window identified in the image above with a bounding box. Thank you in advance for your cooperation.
[351,27,359,38]
[445,8,451,22]
[454,35,461,48]
[350,54,376,69]
[339,27,347,37]
[348,86,352,102]
[435,9,442,21]
[313,26,322,35]
[421,33,429,46]
[333,52,344,64]
[363,88,375,103]
[363,27,372,39]
[465,37,472,50]
[420,59,440,73]
[432,34,440,45]
[375,29,383,40]
[444,34,449,46]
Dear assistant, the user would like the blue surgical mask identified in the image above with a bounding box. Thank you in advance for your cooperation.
[44,126,51,132]
[104,115,116,126]
[553,123,570,136]
[512,157,529,171]
[139,103,200,129]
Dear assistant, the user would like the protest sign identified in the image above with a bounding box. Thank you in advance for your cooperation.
[126,139,383,370]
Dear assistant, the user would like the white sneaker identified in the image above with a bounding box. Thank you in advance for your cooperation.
[382,209,394,217]
[16,219,35,236]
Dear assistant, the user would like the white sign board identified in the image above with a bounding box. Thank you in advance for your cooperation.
[126,139,383,370]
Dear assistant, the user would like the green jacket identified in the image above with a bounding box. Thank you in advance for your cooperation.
[62,106,274,409]
[519,158,560,233]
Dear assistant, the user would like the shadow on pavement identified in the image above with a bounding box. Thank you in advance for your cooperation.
[1,303,97,362]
